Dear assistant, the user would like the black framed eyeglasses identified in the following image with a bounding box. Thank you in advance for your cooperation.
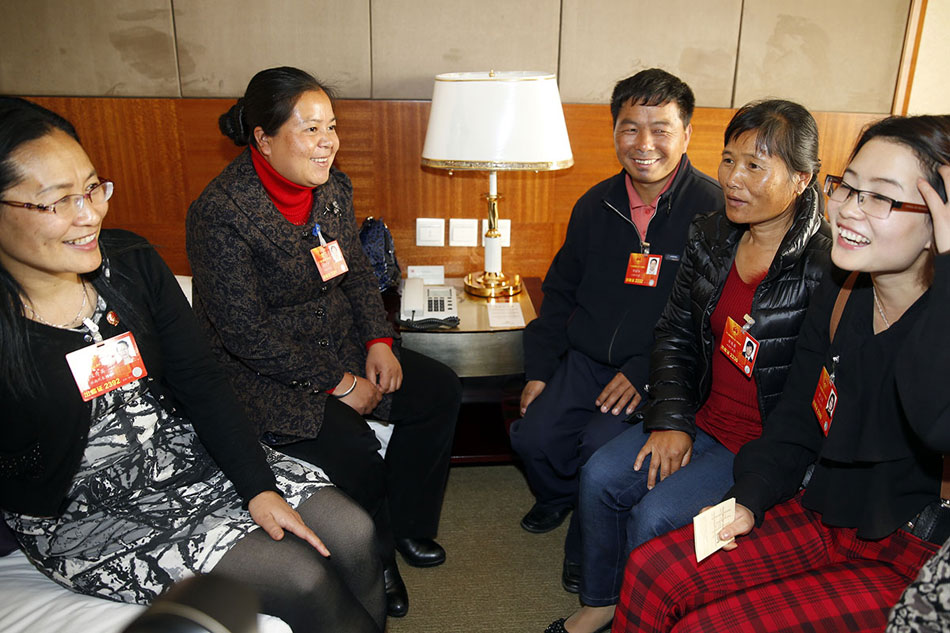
[823,174,929,220]
[0,179,114,216]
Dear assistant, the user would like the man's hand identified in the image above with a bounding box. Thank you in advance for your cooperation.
[634,430,693,489]
[595,372,641,416]
[365,342,402,394]
[248,491,330,557]
[520,380,547,416]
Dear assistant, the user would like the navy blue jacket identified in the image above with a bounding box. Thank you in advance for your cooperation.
[523,155,722,393]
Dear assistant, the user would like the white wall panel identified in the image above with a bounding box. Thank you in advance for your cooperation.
[173,0,372,98]
[733,0,908,113]
[0,0,179,96]
[907,0,950,115]
[559,0,742,106]
[0,0,918,114]
[371,0,561,99]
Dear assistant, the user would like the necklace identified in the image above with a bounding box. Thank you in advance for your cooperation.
[872,286,891,329]
[27,279,89,329]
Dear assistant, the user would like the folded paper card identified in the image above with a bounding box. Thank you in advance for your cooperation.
[693,497,736,563]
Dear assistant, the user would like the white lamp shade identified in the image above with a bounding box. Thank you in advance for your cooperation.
[421,71,573,171]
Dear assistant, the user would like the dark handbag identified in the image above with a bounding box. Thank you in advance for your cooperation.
[358,216,401,292]
[907,500,950,545]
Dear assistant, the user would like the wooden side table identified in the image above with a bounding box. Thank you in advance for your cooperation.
[400,278,541,463]
[400,278,538,377]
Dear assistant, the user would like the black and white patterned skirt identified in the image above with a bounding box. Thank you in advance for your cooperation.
[4,380,330,604]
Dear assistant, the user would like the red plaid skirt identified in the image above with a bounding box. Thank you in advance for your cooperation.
[612,495,939,633]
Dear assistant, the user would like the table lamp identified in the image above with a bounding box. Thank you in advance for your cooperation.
[421,70,573,297]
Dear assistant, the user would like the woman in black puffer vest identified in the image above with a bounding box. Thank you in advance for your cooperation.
[550,100,832,633]
[644,183,832,432]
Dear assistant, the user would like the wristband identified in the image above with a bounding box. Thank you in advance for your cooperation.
[334,374,358,398]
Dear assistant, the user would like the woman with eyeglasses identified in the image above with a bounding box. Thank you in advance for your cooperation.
[0,97,385,633]
[611,115,950,633]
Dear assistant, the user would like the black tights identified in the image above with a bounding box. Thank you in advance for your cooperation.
[213,487,385,633]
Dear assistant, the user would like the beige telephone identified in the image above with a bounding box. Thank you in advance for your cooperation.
[399,278,459,329]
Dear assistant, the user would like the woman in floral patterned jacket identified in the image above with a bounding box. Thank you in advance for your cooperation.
[186,67,460,618]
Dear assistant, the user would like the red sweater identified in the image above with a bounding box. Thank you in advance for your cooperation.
[695,263,765,454]
[250,145,313,225]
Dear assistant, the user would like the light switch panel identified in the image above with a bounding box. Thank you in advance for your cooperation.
[481,218,511,247]
[449,218,479,246]
[415,218,445,247]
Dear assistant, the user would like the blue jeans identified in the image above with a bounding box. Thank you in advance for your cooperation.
[578,424,735,605]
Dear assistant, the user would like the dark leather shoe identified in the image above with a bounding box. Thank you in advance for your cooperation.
[383,564,409,617]
[561,558,581,594]
[544,617,612,633]
[394,537,446,567]
[545,618,569,633]
[521,503,572,533]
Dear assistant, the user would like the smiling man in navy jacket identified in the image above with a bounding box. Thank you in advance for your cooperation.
[509,68,722,592]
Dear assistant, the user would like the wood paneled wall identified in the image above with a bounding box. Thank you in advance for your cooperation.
[28,97,881,277]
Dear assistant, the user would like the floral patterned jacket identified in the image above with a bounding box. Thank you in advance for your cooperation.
[186,150,396,442]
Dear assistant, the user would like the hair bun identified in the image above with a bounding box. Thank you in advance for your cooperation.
[218,98,249,146]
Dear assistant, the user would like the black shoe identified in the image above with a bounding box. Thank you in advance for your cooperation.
[383,563,409,617]
[561,558,581,594]
[520,503,572,533]
[544,618,569,633]
[544,617,612,633]
[394,537,446,567]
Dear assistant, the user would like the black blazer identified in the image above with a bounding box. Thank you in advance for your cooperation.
[730,261,948,538]
[186,151,396,442]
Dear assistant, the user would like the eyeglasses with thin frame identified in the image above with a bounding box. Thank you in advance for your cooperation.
[823,174,929,220]
[0,179,114,217]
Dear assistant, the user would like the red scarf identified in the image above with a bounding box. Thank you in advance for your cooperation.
[250,146,313,225]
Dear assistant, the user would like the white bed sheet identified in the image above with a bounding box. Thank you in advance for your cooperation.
[0,550,291,633]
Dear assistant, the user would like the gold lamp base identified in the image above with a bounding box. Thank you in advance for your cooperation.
[463,271,523,297]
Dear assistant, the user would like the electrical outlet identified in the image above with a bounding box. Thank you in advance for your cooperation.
[448,218,479,246]
[415,218,445,246]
